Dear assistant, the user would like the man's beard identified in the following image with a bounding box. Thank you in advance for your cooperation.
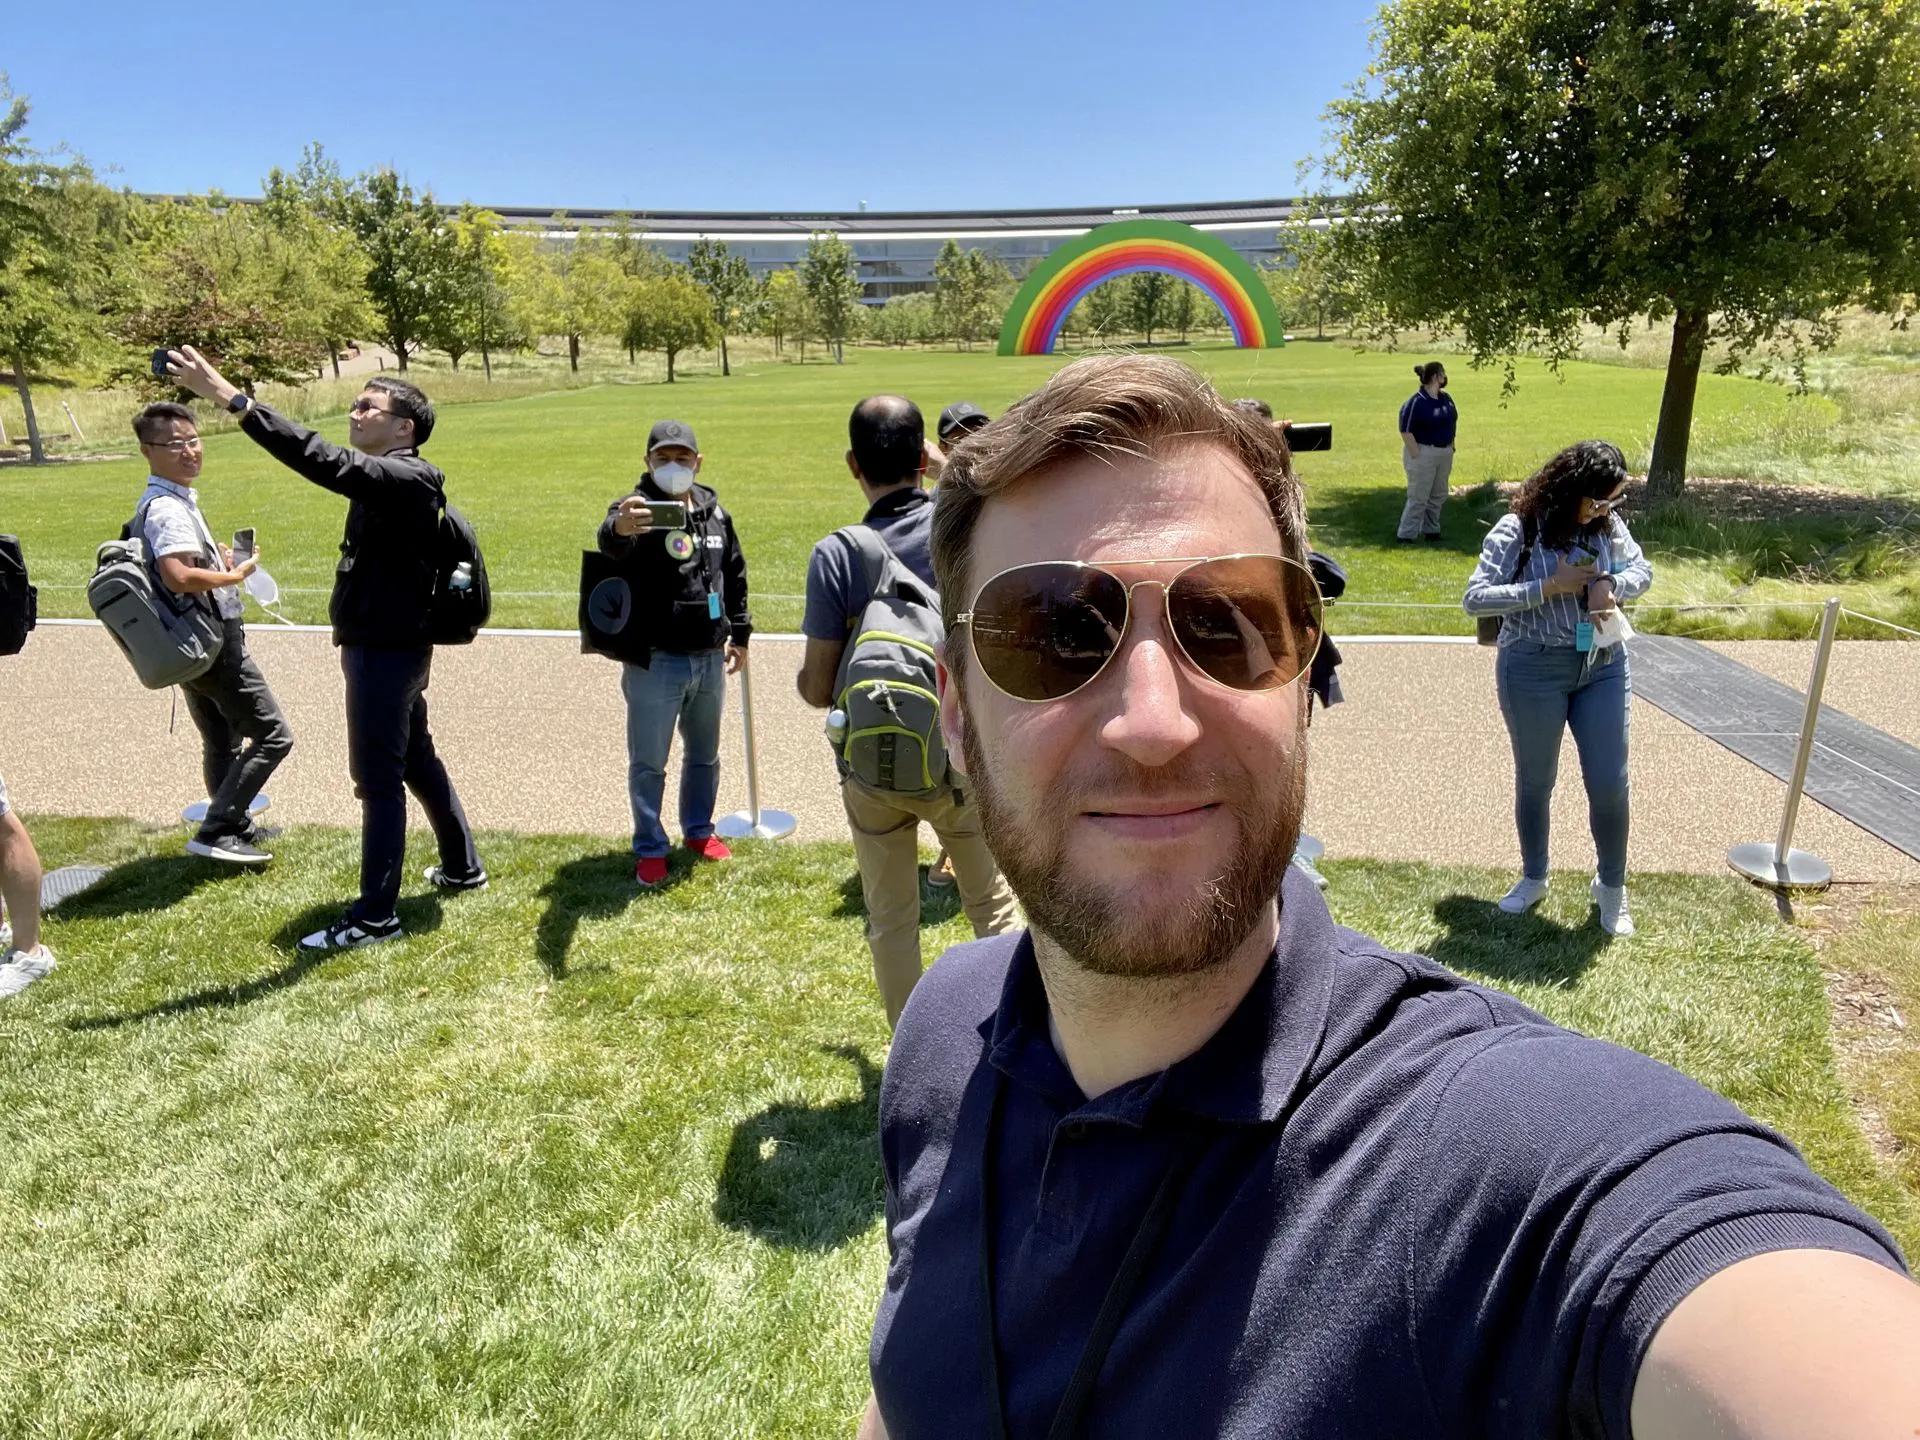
[960,706,1305,981]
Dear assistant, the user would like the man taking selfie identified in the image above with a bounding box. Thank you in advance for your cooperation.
[859,355,1917,1439]
[165,348,487,952]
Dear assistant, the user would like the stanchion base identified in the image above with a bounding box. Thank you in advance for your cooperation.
[1294,833,1326,863]
[181,794,272,827]
[716,809,798,841]
[1727,842,1832,891]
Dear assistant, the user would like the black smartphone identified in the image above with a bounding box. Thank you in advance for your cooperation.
[1285,421,1333,452]
[232,528,256,565]
[642,501,688,529]
[151,348,173,380]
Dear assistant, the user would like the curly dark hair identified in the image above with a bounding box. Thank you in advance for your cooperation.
[1511,440,1628,550]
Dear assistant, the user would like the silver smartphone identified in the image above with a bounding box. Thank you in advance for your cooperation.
[232,527,256,565]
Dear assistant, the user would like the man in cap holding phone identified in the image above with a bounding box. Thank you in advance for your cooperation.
[598,419,752,887]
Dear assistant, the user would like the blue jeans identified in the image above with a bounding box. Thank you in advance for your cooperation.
[622,651,725,858]
[1495,641,1632,887]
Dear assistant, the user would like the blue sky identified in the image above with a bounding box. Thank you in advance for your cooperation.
[6,0,1376,211]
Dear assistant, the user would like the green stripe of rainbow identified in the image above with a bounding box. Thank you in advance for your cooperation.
[997,218,1285,357]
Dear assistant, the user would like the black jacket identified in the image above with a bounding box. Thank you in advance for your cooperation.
[597,477,751,657]
[239,402,443,649]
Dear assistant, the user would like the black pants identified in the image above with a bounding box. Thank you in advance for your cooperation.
[181,617,294,840]
[341,645,480,924]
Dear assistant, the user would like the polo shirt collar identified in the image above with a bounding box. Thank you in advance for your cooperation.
[983,862,1337,1129]
[863,485,929,524]
[144,475,197,505]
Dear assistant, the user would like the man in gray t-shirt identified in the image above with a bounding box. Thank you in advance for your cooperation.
[132,402,294,867]
[797,396,1017,1027]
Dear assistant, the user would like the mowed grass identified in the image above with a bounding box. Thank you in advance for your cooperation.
[12,338,1915,640]
[1,815,1913,1436]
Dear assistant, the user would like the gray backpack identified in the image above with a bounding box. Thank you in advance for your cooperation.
[829,525,950,797]
[88,494,224,690]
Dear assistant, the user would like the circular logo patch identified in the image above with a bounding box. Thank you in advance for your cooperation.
[666,531,695,560]
[588,577,633,633]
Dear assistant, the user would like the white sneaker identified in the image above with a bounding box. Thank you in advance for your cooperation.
[1591,877,1635,937]
[0,944,57,999]
[297,916,401,953]
[1498,876,1550,914]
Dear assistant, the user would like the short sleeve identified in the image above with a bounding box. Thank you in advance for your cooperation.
[143,496,203,560]
[1409,1026,1905,1440]
[801,537,855,642]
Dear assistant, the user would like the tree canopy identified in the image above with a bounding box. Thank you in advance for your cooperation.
[1321,0,1920,493]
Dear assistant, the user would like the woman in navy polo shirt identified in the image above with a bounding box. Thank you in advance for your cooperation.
[1397,361,1458,542]
[1464,440,1653,937]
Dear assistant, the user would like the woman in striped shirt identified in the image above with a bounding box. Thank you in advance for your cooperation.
[1463,441,1653,936]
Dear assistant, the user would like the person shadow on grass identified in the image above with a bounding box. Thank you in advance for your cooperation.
[534,849,692,980]
[713,1043,885,1251]
[66,892,444,1031]
[1428,892,1612,989]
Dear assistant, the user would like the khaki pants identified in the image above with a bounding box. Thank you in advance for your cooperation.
[842,778,1019,1027]
[1397,443,1455,539]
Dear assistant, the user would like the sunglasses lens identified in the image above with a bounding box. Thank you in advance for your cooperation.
[968,563,1129,701]
[1167,555,1323,692]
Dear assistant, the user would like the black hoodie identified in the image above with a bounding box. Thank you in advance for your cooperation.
[597,476,752,659]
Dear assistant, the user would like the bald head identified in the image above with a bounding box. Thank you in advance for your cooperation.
[848,394,925,490]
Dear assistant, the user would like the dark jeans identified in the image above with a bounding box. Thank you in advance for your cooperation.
[1495,640,1632,887]
[341,645,480,924]
[181,617,294,840]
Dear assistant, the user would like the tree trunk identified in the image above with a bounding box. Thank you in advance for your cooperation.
[330,345,342,379]
[449,353,461,372]
[1648,307,1710,499]
[1316,302,1324,340]
[395,339,409,373]
[569,334,581,372]
[667,348,677,383]
[627,344,636,365]
[720,333,730,377]
[12,366,46,465]
[481,343,492,382]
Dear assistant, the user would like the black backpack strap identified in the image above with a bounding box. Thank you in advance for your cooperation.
[1509,515,1538,583]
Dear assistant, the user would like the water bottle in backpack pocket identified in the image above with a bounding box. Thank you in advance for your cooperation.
[829,526,950,797]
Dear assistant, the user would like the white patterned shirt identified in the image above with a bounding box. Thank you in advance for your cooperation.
[1463,513,1652,647]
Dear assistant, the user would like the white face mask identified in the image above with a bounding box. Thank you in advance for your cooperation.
[653,461,695,496]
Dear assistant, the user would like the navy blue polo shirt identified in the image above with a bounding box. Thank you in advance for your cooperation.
[870,865,1903,1439]
[1399,388,1459,447]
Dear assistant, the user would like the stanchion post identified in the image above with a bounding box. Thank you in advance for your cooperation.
[61,401,86,442]
[1727,597,1840,890]
[716,661,797,841]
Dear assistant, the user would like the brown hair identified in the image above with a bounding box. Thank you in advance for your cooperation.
[930,354,1307,625]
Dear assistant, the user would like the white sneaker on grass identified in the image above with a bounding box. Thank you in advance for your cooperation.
[297,916,401,954]
[1498,876,1550,914]
[1591,877,1635,937]
[0,944,57,999]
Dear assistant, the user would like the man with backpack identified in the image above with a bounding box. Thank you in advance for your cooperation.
[129,402,294,867]
[163,347,487,953]
[596,419,752,888]
[798,396,1016,1026]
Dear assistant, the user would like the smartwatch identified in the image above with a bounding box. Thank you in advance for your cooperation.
[227,392,251,415]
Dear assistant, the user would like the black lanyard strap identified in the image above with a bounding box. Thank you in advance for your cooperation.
[979,1071,1201,1440]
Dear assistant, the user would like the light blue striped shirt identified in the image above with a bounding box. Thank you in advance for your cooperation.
[1463,513,1652,647]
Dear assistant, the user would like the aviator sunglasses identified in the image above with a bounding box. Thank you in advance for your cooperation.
[952,553,1325,703]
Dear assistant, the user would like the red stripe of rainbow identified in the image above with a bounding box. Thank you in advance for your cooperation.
[1013,239,1267,355]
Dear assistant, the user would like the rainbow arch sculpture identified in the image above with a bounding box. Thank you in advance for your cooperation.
[997,218,1284,357]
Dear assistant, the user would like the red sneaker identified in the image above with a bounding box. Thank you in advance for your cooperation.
[684,836,733,862]
[635,856,669,887]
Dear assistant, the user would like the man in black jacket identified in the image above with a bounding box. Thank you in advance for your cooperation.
[597,419,751,887]
[166,346,486,951]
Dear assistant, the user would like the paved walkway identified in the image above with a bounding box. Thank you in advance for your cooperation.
[7,627,1919,884]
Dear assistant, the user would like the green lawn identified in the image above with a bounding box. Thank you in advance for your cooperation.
[1,816,1912,1437]
[7,339,1914,640]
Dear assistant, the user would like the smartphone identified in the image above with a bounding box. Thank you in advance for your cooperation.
[232,528,256,565]
[1285,421,1333,452]
[151,348,173,380]
[641,501,688,529]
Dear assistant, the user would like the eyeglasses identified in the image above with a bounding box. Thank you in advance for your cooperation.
[144,437,203,453]
[349,398,398,417]
[952,554,1324,703]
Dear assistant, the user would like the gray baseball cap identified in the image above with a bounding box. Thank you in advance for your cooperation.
[937,401,989,442]
[647,419,699,454]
